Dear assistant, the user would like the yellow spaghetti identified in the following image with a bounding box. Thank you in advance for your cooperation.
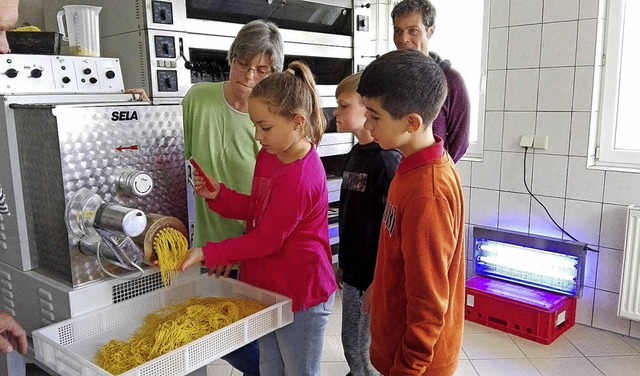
[152,227,188,286]
[95,297,266,375]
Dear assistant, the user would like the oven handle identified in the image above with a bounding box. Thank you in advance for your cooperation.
[179,37,194,70]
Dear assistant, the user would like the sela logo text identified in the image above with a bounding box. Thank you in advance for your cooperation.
[111,111,139,121]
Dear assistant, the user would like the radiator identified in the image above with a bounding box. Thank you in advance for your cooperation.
[618,205,640,321]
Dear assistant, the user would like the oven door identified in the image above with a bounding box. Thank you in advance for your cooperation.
[147,30,350,104]
[149,0,356,45]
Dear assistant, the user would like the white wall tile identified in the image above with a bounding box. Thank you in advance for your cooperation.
[471,151,502,190]
[537,67,575,111]
[584,249,598,288]
[507,24,541,69]
[485,70,506,111]
[566,156,604,202]
[509,0,543,26]
[543,0,580,22]
[573,66,594,111]
[488,27,509,70]
[535,112,571,155]
[540,21,578,67]
[603,172,640,206]
[466,225,474,261]
[458,160,472,187]
[564,199,602,246]
[498,191,531,233]
[595,247,623,293]
[463,186,471,224]
[576,19,597,65]
[528,195,564,238]
[531,154,568,197]
[569,111,591,157]
[484,111,504,151]
[500,150,532,194]
[575,286,594,325]
[599,204,628,250]
[505,69,539,111]
[630,321,640,340]
[592,289,631,335]
[490,0,510,28]
[579,0,600,19]
[502,112,536,152]
[469,188,500,228]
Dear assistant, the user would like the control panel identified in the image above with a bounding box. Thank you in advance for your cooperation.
[0,54,125,94]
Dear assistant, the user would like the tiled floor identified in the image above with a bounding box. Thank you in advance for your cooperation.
[207,292,640,376]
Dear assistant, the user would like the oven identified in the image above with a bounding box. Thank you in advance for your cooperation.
[44,0,374,105]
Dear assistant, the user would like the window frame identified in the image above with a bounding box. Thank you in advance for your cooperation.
[590,0,640,172]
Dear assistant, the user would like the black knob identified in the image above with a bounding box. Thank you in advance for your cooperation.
[30,69,42,78]
[62,76,71,84]
[160,10,167,21]
[184,61,193,70]
[105,70,116,79]
[83,68,92,75]
[361,3,371,8]
[164,78,172,88]
[5,68,18,78]
[89,77,98,84]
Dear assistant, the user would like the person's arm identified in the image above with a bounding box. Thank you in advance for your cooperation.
[0,0,19,54]
[390,197,457,374]
[0,313,27,355]
[181,88,195,159]
[201,170,308,268]
[445,70,470,163]
[205,183,250,221]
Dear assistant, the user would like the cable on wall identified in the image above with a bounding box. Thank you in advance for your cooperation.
[522,147,597,252]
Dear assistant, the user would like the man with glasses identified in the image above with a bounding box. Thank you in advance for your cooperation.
[391,0,470,163]
[182,19,284,376]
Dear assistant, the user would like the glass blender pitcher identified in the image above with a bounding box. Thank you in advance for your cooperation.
[56,5,101,57]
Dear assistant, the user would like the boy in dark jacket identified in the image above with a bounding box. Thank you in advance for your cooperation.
[334,72,401,376]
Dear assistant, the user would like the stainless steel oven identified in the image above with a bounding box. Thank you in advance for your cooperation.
[44,0,374,105]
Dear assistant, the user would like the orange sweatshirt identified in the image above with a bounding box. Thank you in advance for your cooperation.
[370,138,465,376]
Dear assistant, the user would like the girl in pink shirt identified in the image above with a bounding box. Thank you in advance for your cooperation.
[180,61,337,376]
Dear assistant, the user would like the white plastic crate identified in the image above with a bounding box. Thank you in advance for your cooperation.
[32,273,294,376]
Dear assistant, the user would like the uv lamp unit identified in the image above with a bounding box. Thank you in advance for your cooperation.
[473,226,587,297]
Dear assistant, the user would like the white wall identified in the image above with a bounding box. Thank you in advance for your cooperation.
[463,0,640,339]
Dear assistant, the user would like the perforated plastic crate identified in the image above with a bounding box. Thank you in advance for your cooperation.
[32,273,294,376]
[465,276,576,345]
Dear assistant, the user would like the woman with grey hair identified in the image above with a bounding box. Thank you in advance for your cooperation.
[182,19,284,376]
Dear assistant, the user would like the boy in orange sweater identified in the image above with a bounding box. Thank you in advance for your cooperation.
[357,49,465,375]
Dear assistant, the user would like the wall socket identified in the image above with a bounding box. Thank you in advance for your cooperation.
[520,135,548,150]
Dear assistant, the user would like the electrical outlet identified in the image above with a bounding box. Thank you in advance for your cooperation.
[533,135,549,150]
[520,135,535,148]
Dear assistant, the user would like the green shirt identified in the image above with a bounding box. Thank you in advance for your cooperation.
[182,82,260,246]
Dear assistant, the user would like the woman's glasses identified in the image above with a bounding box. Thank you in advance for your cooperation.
[233,59,272,78]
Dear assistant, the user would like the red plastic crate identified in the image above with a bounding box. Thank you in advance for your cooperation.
[465,276,576,344]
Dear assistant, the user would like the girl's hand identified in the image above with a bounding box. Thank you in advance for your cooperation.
[178,247,204,271]
[193,171,220,200]
[207,264,234,279]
